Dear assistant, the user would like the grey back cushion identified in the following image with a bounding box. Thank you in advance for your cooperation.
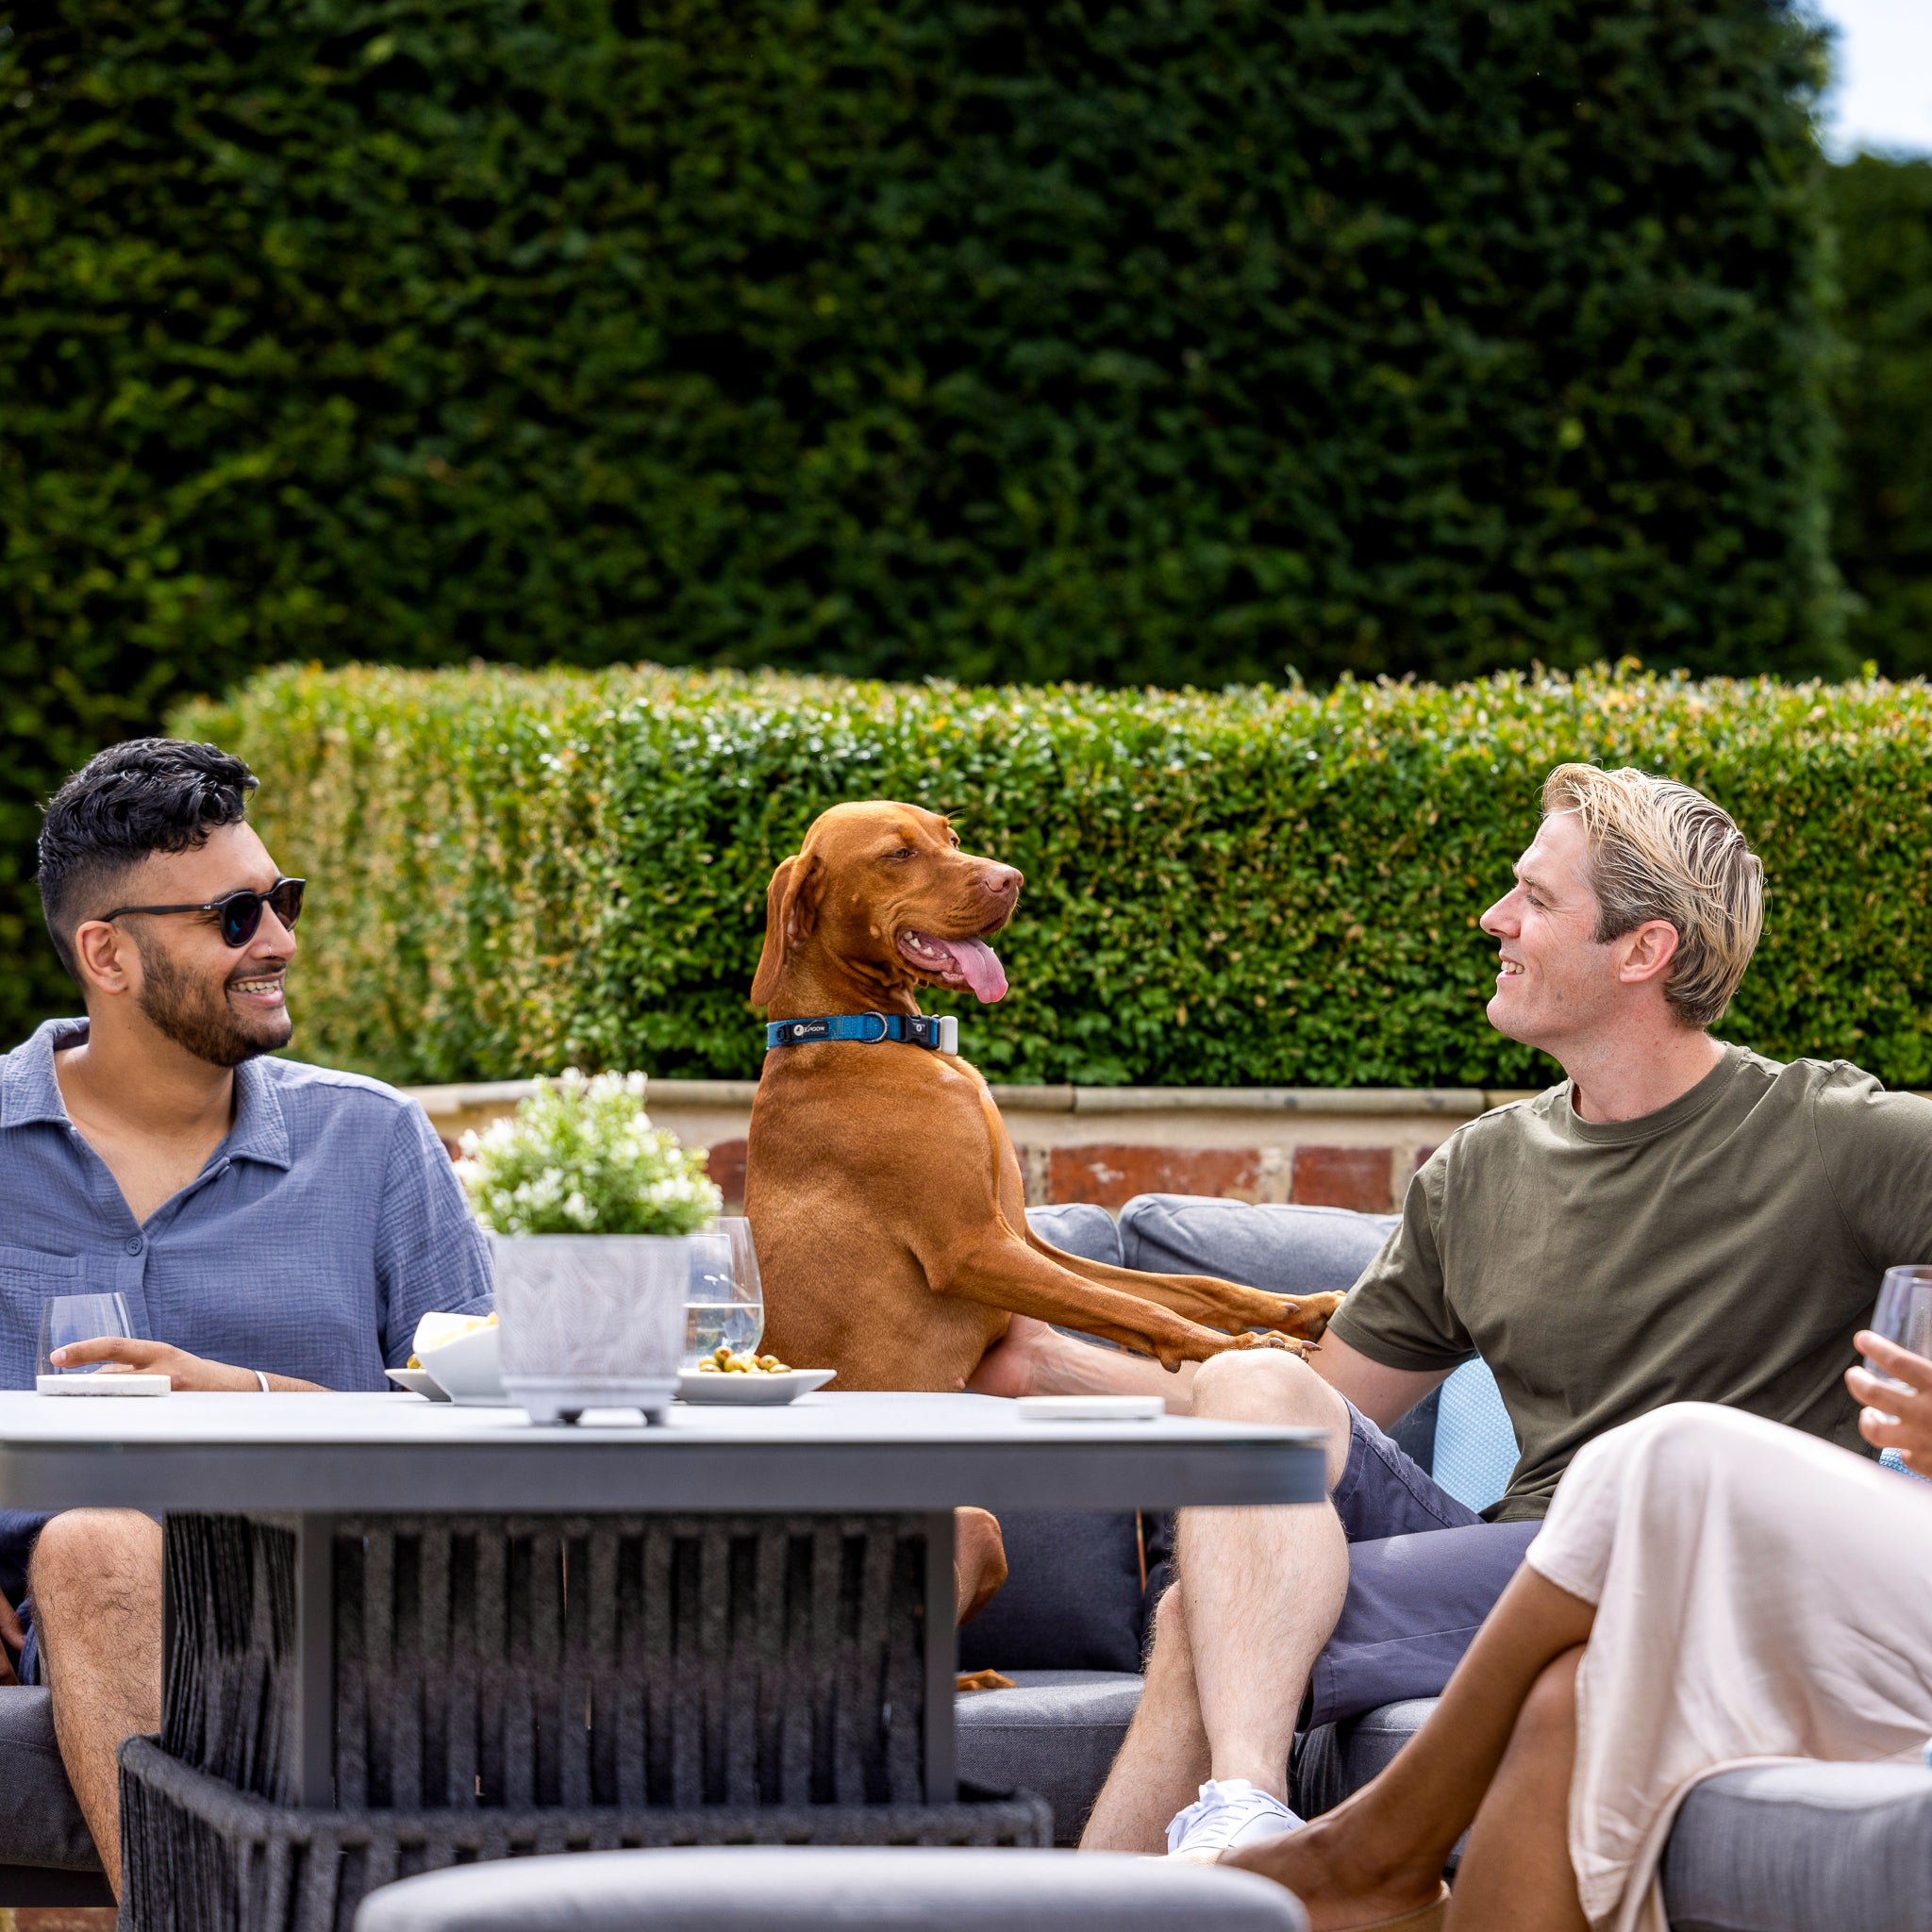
[1024,1204,1123,1268]
[958,1510,1147,1674]
[1119,1196,1398,1296]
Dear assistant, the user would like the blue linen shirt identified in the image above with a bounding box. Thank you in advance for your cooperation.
[0,1018,492,1392]
[0,1018,492,1643]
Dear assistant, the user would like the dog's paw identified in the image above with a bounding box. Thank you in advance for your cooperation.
[1249,1330,1319,1357]
[956,1668,1016,1693]
[1225,1329,1314,1357]
[1276,1290,1345,1340]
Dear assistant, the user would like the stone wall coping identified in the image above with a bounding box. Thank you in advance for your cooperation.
[1053,1085,1498,1116]
[404,1075,1518,1120]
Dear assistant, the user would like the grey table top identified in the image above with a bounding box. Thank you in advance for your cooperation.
[0,1390,1328,1515]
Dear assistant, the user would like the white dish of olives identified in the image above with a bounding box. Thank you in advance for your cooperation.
[676,1347,835,1406]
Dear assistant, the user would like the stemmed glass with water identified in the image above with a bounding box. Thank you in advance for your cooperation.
[682,1218,764,1367]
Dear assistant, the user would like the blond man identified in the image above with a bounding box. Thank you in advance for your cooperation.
[974,765,1932,1861]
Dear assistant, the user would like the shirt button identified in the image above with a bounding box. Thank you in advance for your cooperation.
[125,1235,144,1256]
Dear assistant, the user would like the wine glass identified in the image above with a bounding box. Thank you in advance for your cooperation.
[682,1218,765,1368]
[38,1293,135,1378]
[1863,1266,1932,1391]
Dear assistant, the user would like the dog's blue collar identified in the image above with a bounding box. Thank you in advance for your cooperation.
[766,1012,959,1055]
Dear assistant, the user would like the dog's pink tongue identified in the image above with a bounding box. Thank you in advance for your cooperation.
[939,937,1008,1003]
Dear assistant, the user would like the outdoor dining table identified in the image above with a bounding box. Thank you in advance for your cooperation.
[0,1388,1325,1931]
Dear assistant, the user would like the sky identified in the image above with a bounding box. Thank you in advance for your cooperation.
[1809,0,1932,158]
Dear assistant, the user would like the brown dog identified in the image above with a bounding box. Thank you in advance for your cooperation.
[743,801,1343,1391]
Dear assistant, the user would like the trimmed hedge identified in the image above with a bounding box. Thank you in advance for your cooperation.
[1827,157,1932,678]
[176,663,1932,1091]
[0,0,1841,691]
[0,0,1841,1037]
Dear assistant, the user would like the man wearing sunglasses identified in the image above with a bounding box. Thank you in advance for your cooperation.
[0,737,491,1898]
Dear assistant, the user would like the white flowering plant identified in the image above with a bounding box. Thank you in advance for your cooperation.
[457,1069,721,1238]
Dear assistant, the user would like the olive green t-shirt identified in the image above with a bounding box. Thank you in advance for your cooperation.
[1326,1045,1932,1522]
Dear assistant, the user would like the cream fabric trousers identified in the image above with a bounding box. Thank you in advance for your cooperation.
[1524,1402,1932,1932]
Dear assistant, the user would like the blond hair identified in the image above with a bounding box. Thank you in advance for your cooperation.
[1541,764,1763,1028]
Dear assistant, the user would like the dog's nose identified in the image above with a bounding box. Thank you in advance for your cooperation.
[982,864,1023,899]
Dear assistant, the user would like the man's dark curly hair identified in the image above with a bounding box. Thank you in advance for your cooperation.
[38,739,259,982]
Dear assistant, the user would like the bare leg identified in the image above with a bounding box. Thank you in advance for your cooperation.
[1446,1648,1588,1932]
[1082,1352,1354,1849]
[1224,1564,1595,1929]
[31,1510,164,1899]
[1079,1585,1211,1848]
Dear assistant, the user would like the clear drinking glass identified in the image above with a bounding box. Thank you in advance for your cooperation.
[682,1217,765,1367]
[1863,1265,1932,1391]
[38,1293,134,1377]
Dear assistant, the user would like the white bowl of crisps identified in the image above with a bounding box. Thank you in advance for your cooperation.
[390,1311,508,1407]
[383,1366,451,1403]
[676,1346,835,1406]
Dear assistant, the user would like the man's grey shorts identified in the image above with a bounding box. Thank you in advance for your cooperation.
[1304,1401,1540,1729]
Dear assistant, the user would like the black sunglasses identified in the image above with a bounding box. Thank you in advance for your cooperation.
[100,877,306,949]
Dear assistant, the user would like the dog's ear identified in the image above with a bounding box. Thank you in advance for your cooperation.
[750,853,825,1006]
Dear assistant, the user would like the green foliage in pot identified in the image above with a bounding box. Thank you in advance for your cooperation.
[458,1070,720,1239]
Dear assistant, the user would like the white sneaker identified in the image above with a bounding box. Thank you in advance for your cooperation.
[1164,1777,1304,1861]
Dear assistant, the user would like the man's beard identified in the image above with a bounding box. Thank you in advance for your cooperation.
[133,935,292,1068]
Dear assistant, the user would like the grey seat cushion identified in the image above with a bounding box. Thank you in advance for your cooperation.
[1025,1204,1124,1269]
[1662,1760,1932,1932]
[1290,1699,1458,1880]
[956,1671,1144,1847]
[1298,1707,1932,1932]
[1292,1697,1434,1820]
[353,1845,1308,1931]
[1118,1196,1397,1296]
[0,1687,98,1871]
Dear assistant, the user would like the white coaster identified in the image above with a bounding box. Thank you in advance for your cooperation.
[1017,1394,1165,1422]
[36,1373,172,1397]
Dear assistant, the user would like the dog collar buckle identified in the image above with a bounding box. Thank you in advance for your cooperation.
[765,1013,959,1055]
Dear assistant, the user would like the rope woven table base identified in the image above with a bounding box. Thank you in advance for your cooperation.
[121,1740,1049,1932]
[164,1512,938,1809]
[129,1512,1046,1930]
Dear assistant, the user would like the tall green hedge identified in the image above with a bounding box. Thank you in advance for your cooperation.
[0,0,1841,1037]
[1828,156,1932,678]
[176,663,1932,1091]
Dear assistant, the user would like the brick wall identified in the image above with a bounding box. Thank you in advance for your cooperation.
[417,1079,1504,1222]
[703,1134,1421,1215]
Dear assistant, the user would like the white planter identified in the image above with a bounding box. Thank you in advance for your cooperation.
[491,1233,690,1425]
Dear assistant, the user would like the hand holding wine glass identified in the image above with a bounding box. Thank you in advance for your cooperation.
[1848,1265,1932,1472]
